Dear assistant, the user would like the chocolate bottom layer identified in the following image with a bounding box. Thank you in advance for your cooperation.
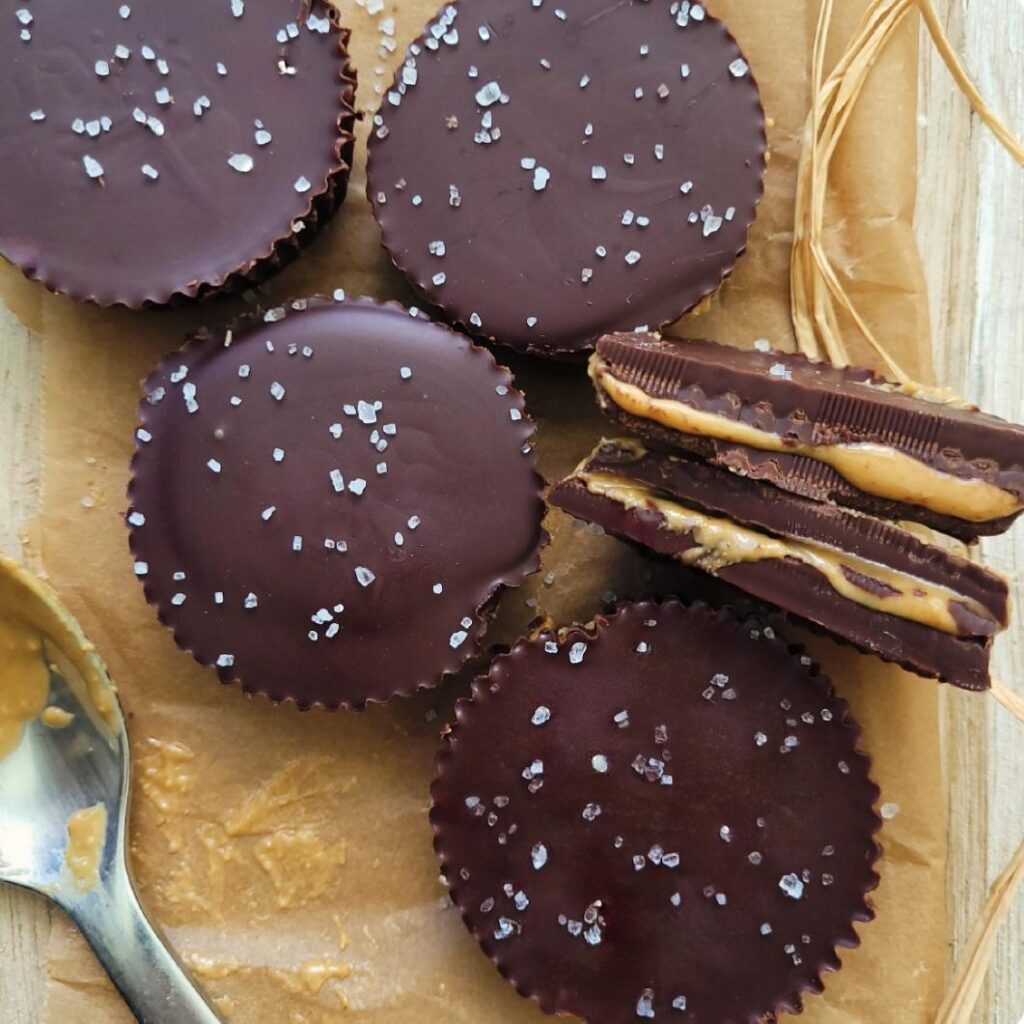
[550,451,994,690]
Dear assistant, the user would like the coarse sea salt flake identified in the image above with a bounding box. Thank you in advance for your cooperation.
[779,873,804,899]
[475,81,502,106]
[228,153,254,173]
[83,155,105,179]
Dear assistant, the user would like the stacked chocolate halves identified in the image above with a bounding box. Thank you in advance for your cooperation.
[551,334,1024,690]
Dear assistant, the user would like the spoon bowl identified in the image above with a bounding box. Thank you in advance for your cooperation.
[0,556,221,1023]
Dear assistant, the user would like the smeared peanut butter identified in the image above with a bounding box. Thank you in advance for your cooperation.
[223,756,344,838]
[139,738,196,816]
[254,827,348,910]
[64,802,107,892]
[592,359,1021,523]
[0,557,119,749]
[41,705,74,728]
[187,954,351,1001]
[579,470,995,636]
[0,622,49,761]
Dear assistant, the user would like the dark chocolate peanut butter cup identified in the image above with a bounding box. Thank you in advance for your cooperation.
[0,0,356,307]
[591,333,1024,540]
[367,0,766,356]
[550,439,1009,690]
[127,297,546,709]
[431,601,881,1024]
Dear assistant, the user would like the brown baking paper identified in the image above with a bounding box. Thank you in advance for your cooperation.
[0,0,948,1020]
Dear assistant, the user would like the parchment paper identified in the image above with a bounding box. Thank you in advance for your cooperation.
[0,0,948,1020]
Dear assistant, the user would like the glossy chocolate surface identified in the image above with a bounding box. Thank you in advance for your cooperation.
[432,601,881,1024]
[0,0,356,306]
[128,298,546,708]
[367,0,766,356]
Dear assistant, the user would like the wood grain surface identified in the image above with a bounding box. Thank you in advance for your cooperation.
[1,3,1022,1021]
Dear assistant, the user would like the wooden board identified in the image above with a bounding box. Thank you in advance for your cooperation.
[1,2,1022,1020]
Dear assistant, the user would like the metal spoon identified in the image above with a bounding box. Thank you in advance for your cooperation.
[0,557,222,1024]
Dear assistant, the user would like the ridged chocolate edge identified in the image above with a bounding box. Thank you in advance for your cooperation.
[125,295,549,712]
[429,599,883,1024]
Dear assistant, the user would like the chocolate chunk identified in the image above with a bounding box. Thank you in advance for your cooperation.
[550,441,997,690]
[0,0,357,306]
[431,600,881,1024]
[367,0,766,356]
[592,334,1024,540]
[127,297,546,709]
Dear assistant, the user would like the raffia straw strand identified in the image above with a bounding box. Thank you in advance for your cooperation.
[935,833,1024,1023]
[916,0,1024,165]
[790,0,1024,375]
[791,7,1024,1018]
[791,0,916,379]
[991,678,1024,726]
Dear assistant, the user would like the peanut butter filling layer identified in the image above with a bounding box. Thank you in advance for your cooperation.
[591,358,1021,523]
[577,470,997,636]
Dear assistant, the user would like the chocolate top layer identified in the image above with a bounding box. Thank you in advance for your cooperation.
[432,601,881,1024]
[367,0,766,356]
[0,0,355,306]
[596,334,1024,497]
[127,298,545,709]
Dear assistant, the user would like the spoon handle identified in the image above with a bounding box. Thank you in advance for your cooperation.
[69,857,223,1024]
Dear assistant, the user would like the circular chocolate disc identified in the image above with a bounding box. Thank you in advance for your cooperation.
[431,601,880,1023]
[0,0,356,306]
[367,0,766,356]
[127,298,545,709]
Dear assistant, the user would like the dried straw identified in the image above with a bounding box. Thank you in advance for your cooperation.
[791,0,1024,376]
[792,5,1024,1018]
[935,833,1024,1023]
[992,677,1024,726]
